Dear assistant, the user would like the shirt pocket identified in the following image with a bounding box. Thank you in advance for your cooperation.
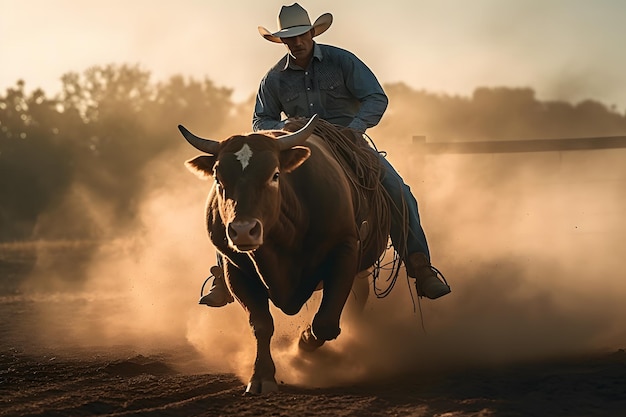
[317,70,349,113]
[282,87,300,104]
[279,82,304,117]
[318,70,345,98]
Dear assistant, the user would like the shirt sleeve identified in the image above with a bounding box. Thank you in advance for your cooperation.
[343,52,389,132]
[253,74,285,131]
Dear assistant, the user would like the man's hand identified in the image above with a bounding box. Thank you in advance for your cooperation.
[283,117,309,132]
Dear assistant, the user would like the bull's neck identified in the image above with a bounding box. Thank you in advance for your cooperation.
[268,183,305,249]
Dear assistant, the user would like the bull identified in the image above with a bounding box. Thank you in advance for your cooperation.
[179,115,388,394]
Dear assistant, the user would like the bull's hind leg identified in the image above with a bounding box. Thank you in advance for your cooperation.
[299,240,358,351]
[226,262,278,394]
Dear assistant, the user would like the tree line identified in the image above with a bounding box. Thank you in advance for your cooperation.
[1,64,625,241]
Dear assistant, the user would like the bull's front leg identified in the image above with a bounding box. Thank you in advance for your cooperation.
[299,240,358,351]
[226,261,278,394]
[247,305,277,394]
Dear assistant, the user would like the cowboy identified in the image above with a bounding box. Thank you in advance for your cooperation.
[201,3,450,307]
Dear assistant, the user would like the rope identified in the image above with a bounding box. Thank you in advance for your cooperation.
[362,131,414,299]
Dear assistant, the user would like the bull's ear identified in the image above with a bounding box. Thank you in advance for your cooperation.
[279,146,311,173]
[185,155,217,179]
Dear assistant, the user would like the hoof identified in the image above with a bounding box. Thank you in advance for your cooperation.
[245,379,279,395]
[298,326,325,352]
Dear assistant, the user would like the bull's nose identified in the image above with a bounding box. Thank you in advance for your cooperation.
[227,219,263,249]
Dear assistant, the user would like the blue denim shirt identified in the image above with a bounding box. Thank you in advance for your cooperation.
[253,43,388,133]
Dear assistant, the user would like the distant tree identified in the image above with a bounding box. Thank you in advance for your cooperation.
[0,81,73,240]
[1,65,235,241]
[55,64,234,235]
[378,83,626,144]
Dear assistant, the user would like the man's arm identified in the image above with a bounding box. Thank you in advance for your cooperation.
[346,92,388,132]
[344,52,389,132]
[253,76,285,131]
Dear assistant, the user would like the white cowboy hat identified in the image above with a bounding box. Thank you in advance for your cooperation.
[258,3,333,43]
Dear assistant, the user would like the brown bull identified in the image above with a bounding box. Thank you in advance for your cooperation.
[179,115,388,394]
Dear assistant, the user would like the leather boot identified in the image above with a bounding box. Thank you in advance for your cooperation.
[406,253,451,299]
[198,265,234,307]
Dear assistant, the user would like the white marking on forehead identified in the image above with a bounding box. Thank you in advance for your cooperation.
[235,143,253,170]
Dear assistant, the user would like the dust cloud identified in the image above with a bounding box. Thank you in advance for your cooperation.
[18,123,626,389]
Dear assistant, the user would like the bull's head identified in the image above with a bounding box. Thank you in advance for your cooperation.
[179,115,318,252]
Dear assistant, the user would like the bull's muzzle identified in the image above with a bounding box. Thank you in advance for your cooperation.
[227,218,263,251]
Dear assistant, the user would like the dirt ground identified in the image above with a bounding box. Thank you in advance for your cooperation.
[1,302,625,417]
[1,244,625,417]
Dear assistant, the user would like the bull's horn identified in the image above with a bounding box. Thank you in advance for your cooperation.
[178,125,220,155]
[277,114,319,150]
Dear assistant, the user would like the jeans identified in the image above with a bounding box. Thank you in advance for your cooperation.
[378,154,430,259]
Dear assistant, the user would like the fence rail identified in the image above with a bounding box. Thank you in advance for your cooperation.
[412,135,626,154]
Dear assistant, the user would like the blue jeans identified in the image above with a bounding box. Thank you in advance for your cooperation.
[378,154,430,259]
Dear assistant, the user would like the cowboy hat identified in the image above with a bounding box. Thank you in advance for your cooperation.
[258,3,333,43]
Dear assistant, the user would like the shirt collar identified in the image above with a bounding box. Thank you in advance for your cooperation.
[283,42,324,71]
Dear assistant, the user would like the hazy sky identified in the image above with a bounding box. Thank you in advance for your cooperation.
[2,0,626,109]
